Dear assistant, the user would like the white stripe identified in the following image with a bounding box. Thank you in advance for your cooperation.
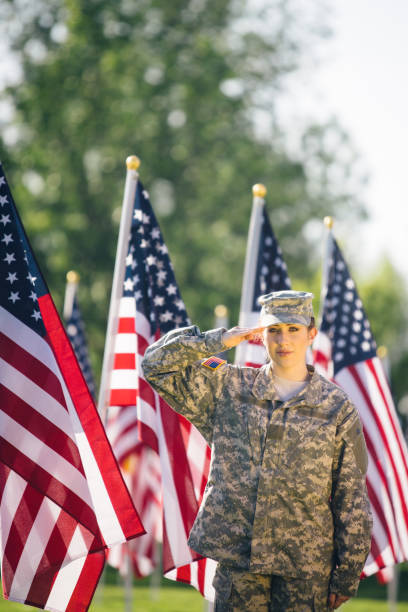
[0,411,92,503]
[10,498,61,601]
[156,397,193,566]
[0,306,62,379]
[137,396,159,433]
[61,382,126,545]
[110,369,138,389]
[119,297,136,317]
[0,357,76,443]
[203,558,217,601]
[186,426,208,500]
[114,333,137,354]
[45,527,88,612]
[0,469,26,555]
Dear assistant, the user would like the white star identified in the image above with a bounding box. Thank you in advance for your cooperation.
[160,310,173,322]
[4,252,15,264]
[0,177,5,186]
[140,239,150,248]
[0,194,8,206]
[166,284,177,295]
[146,255,156,266]
[8,291,20,303]
[31,310,41,321]
[151,228,160,240]
[132,273,140,285]
[142,213,150,224]
[6,272,18,284]
[134,210,143,221]
[142,190,149,199]
[29,291,37,301]
[126,253,133,266]
[134,290,142,301]
[158,244,168,255]
[175,299,185,311]
[154,295,165,306]
[27,272,37,285]
[124,278,134,291]
[157,270,167,282]
[265,237,273,246]
[1,233,13,245]
[0,214,11,226]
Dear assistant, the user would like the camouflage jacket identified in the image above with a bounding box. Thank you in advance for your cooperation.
[142,326,372,596]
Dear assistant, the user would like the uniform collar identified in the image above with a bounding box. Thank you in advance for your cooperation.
[252,363,318,403]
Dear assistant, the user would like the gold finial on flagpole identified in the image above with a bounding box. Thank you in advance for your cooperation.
[126,155,141,170]
[66,270,80,284]
[324,216,334,229]
[214,304,228,318]
[252,183,267,198]
[377,345,388,359]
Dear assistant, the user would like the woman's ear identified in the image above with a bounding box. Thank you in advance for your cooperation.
[309,327,317,342]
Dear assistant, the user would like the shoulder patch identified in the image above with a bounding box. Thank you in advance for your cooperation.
[202,356,227,370]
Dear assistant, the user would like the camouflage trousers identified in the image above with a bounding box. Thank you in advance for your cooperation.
[213,565,331,611]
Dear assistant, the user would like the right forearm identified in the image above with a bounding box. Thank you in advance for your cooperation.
[142,325,227,377]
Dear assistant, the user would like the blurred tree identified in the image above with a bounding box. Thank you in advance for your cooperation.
[0,0,369,376]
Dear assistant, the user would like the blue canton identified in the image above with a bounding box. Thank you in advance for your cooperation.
[123,181,190,335]
[320,236,377,374]
[0,164,47,336]
[252,207,291,311]
[65,294,96,398]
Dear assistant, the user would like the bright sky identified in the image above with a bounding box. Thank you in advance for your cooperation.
[279,0,408,283]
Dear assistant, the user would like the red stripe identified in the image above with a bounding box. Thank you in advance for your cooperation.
[176,564,191,584]
[136,332,149,356]
[348,364,408,530]
[366,478,397,563]
[197,558,207,596]
[24,510,77,607]
[38,294,144,540]
[0,331,66,409]
[109,389,138,405]
[139,377,156,407]
[0,384,85,476]
[2,483,42,595]
[113,354,136,369]
[245,361,263,369]
[66,547,106,612]
[158,397,199,546]
[367,359,408,475]
[118,318,135,333]
[0,436,100,535]
[137,422,159,455]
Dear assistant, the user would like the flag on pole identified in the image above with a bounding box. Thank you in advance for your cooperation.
[0,163,144,611]
[313,224,408,578]
[100,160,216,600]
[235,183,291,367]
[63,271,96,399]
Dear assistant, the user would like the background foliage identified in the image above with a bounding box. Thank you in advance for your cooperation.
[0,0,407,404]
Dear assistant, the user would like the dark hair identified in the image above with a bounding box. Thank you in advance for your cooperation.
[308,316,316,330]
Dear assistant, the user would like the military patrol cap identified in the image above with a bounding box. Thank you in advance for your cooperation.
[258,290,314,327]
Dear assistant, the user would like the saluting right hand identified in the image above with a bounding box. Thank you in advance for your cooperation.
[222,326,265,349]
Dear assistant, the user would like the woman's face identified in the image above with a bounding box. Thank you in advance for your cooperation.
[263,323,316,374]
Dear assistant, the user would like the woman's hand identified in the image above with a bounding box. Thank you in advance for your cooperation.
[222,326,265,349]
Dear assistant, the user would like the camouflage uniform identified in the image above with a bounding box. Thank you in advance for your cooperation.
[142,324,372,610]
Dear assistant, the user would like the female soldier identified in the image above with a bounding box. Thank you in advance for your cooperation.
[142,290,372,611]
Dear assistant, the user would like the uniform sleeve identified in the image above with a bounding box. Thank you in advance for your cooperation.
[330,400,373,598]
[141,325,229,442]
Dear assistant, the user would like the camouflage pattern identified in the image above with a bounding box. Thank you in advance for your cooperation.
[142,325,372,598]
[258,290,314,327]
[213,564,331,611]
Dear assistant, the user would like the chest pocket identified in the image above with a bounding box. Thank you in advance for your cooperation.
[282,407,335,476]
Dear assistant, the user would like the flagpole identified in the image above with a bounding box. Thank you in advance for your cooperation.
[97,155,140,421]
[317,216,334,328]
[63,270,79,321]
[235,183,266,364]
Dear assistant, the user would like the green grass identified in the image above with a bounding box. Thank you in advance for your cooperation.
[3,567,408,611]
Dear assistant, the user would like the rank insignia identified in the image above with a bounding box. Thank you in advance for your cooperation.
[202,356,227,370]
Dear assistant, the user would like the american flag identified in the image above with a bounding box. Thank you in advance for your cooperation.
[0,164,144,611]
[313,231,408,578]
[235,201,291,367]
[105,181,216,599]
[64,285,96,399]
